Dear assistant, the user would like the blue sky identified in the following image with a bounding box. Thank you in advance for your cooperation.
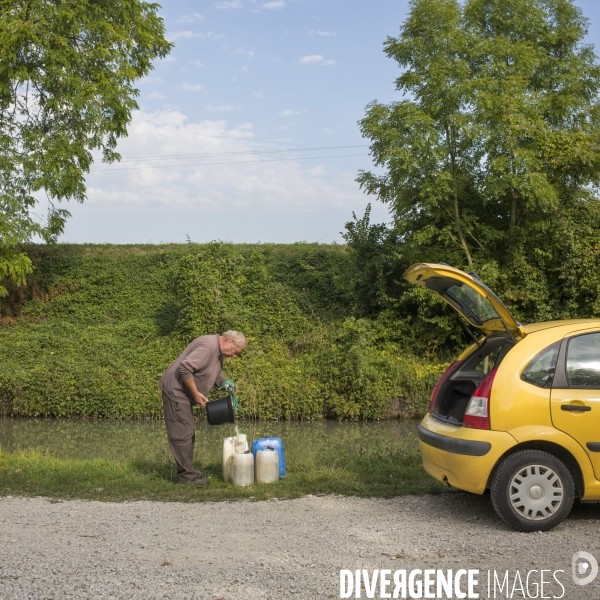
[58,0,600,244]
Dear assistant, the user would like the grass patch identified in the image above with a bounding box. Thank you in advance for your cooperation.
[0,444,447,502]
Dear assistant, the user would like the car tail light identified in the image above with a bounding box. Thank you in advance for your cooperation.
[463,368,498,429]
[429,360,462,413]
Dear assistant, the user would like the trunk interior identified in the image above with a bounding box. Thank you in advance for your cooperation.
[432,335,516,425]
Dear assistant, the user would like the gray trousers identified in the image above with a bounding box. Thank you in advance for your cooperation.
[162,392,200,483]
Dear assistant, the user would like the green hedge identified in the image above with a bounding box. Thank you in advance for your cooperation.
[0,243,445,419]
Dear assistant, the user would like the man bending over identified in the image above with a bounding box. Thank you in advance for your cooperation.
[159,331,246,486]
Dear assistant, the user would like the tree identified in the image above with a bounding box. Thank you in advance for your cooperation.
[342,204,404,316]
[356,0,600,324]
[358,0,483,268]
[0,0,172,296]
[465,0,600,244]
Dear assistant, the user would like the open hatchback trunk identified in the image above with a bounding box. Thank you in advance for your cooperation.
[404,263,525,425]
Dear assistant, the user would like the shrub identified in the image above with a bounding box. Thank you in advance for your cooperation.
[0,243,445,419]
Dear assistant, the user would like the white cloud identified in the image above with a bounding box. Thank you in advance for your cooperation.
[189,60,203,67]
[229,48,255,58]
[215,0,243,9]
[181,83,203,91]
[227,122,254,139]
[169,30,223,41]
[147,92,167,100]
[84,109,365,213]
[253,90,264,98]
[168,30,204,41]
[279,109,307,116]
[178,13,204,23]
[309,30,336,36]
[299,55,323,64]
[263,1,285,8]
[298,55,335,66]
[205,105,235,111]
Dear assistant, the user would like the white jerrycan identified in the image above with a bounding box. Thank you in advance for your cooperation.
[232,451,254,486]
[255,447,279,483]
[235,433,248,454]
[222,437,236,483]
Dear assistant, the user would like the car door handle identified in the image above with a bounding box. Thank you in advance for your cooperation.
[561,404,591,412]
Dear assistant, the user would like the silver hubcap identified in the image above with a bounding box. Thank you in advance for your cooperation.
[509,464,564,521]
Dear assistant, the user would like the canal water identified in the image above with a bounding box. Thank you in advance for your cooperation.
[0,418,421,464]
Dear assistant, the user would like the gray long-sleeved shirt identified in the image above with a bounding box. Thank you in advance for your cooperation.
[159,335,226,404]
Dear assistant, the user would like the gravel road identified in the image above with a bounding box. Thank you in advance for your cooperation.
[1,493,599,600]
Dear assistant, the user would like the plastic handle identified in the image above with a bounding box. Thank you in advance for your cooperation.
[561,404,591,412]
[229,391,241,415]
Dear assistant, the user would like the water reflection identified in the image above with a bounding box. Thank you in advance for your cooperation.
[0,418,420,464]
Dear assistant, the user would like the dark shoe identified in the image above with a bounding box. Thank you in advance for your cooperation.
[178,477,209,487]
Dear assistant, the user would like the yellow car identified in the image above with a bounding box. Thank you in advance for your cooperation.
[405,263,600,531]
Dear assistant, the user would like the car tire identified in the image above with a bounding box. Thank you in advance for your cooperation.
[490,450,574,532]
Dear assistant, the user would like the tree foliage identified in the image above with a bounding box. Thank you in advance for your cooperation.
[355,0,600,327]
[0,0,172,296]
[0,244,444,419]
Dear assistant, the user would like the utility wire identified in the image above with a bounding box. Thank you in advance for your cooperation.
[90,153,370,172]
[117,144,370,162]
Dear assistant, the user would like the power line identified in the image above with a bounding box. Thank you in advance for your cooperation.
[117,144,370,162]
[90,153,370,172]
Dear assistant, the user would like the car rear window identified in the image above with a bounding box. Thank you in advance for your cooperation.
[521,342,560,388]
[444,284,499,326]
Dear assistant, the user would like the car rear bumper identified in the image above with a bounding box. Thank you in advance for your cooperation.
[418,414,517,494]
[417,424,491,456]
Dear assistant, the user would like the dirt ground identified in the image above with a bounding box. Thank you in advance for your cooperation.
[1,493,599,599]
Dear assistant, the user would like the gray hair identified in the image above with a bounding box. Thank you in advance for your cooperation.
[222,330,247,348]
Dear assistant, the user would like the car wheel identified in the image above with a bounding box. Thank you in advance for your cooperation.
[490,450,574,532]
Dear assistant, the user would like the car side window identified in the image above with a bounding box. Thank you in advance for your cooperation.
[567,333,600,387]
[521,342,560,388]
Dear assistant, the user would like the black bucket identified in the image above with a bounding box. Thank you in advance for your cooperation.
[206,395,235,425]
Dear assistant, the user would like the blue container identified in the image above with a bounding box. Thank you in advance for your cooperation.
[251,437,286,478]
